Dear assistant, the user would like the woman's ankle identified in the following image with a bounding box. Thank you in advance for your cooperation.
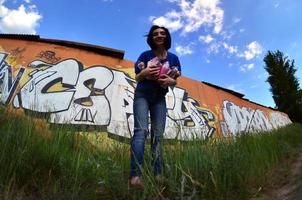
[129,176,144,188]
[130,176,142,183]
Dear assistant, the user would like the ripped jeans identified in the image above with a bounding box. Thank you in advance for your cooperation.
[130,89,167,177]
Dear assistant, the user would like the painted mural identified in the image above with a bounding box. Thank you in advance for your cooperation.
[0,37,292,140]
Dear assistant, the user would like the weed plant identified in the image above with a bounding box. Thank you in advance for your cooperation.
[0,107,301,199]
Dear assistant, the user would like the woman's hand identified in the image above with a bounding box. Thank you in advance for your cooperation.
[144,63,160,80]
[135,62,160,82]
[168,67,181,79]
[158,74,177,88]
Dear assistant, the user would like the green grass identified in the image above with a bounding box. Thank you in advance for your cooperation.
[0,106,302,199]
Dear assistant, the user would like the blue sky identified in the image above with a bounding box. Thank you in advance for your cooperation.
[0,0,301,108]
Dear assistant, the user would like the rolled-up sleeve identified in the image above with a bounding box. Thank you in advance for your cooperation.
[134,53,145,74]
[176,56,182,75]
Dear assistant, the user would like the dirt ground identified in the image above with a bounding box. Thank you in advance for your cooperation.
[251,149,302,200]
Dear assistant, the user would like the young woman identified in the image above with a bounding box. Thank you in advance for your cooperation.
[130,25,181,187]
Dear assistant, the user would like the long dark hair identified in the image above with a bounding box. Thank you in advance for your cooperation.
[146,25,171,50]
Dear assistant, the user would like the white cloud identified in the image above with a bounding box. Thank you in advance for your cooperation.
[24,0,31,3]
[150,0,263,66]
[250,85,257,89]
[226,85,236,90]
[150,0,224,34]
[175,44,193,56]
[207,42,221,54]
[221,30,235,40]
[205,41,238,56]
[240,63,255,72]
[28,4,36,10]
[239,41,262,60]
[291,42,297,49]
[274,2,279,8]
[232,17,241,24]
[0,1,8,17]
[199,34,214,43]
[222,42,238,54]
[0,1,42,34]
[257,72,268,80]
[226,84,244,93]
[150,10,183,32]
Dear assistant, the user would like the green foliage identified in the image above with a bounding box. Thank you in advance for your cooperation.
[263,50,302,122]
[0,109,107,199]
[163,124,302,200]
[0,107,302,199]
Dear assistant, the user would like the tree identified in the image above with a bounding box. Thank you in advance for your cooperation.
[264,50,302,123]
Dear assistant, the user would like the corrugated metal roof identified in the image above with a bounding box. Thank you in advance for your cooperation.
[0,34,124,59]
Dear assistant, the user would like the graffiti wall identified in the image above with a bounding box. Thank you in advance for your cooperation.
[0,36,292,140]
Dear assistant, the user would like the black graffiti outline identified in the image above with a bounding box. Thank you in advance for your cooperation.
[36,50,61,63]
[0,52,218,139]
[74,108,98,123]
[71,65,114,126]
[222,100,273,134]
[166,88,216,139]
[15,58,83,113]
[0,52,25,105]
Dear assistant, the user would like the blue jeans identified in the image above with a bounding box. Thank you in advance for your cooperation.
[130,89,167,177]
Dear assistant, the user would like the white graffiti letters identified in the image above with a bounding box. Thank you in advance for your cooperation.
[14,60,80,112]
[0,51,292,140]
[270,112,292,129]
[165,87,214,140]
[106,71,135,138]
[50,66,114,125]
[0,53,25,104]
[222,100,291,135]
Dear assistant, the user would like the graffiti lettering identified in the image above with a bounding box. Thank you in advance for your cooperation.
[50,66,114,127]
[222,100,291,135]
[0,51,292,140]
[0,53,25,105]
[36,51,61,63]
[7,56,217,139]
[13,59,81,112]
[106,71,135,138]
[10,47,26,59]
[165,87,215,139]
[270,112,292,129]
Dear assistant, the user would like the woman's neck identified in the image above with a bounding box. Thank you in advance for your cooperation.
[153,48,167,59]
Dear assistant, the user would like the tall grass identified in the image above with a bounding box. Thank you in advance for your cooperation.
[163,125,302,199]
[0,108,126,199]
[0,106,301,199]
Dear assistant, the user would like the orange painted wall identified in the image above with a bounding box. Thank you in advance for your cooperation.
[0,37,291,139]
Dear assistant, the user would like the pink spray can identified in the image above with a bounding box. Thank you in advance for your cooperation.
[159,61,170,78]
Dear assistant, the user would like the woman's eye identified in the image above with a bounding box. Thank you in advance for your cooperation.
[153,31,166,37]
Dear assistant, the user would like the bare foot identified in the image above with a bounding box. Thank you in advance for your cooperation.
[129,176,144,189]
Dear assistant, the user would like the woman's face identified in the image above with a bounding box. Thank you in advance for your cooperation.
[152,28,166,47]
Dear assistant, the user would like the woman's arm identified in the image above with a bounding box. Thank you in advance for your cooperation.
[135,68,147,82]
[158,74,177,87]
[135,62,160,82]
